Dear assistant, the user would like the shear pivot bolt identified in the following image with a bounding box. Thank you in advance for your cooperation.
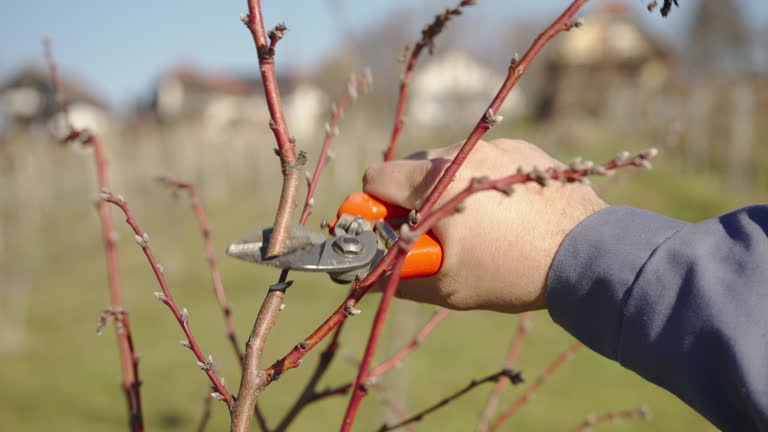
[333,236,363,256]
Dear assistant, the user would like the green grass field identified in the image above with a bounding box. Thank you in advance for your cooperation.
[1,126,762,431]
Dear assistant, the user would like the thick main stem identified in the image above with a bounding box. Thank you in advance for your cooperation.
[232,1,304,430]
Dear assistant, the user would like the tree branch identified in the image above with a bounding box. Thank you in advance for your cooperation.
[156,176,244,364]
[408,149,658,241]
[300,69,372,224]
[44,38,144,432]
[378,369,523,432]
[383,0,477,161]
[367,308,451,381]
[102,193,233,407]
[340,247,410,431]
[413,0,588,219]
[264,0,591,386]
[488,341,583,432]
[232,1,307,429]
[477,312,532,432]
[568,406,652,432]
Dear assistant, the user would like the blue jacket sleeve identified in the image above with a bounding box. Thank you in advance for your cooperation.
[547,205,768,431]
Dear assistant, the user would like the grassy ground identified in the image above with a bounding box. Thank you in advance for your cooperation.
[0,124,762,431]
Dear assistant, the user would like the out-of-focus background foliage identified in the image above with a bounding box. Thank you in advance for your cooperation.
[1,0,766,430]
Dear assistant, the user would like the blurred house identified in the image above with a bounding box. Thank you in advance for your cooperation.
[0,66,112,138]
[150,65,327,140]
[535,2,674,119]
[409,51,527,127]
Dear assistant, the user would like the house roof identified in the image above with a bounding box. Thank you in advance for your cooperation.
[158,64,311,97]
[0,65,108,111]
[552,5,671,65]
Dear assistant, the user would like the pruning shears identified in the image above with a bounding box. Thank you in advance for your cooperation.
[226,192,443,283]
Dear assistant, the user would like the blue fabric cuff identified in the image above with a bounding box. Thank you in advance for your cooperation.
[546,206,686,360]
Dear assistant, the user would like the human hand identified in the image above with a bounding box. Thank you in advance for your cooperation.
[363,139,606,313]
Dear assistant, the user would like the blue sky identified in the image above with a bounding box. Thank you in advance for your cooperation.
[1,1,765,108]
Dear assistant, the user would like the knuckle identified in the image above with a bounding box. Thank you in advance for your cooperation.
[362,163,384,189]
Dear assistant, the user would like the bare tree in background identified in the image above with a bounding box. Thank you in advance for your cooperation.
[686,0,753,77]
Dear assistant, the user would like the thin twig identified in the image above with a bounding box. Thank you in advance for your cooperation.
[383,0,477,161]
[303,307,450,410]
[102,192,233,407]
[44,38,144,432]
[408,150,659,241]
[488,341,584,432]
[378,369,523,432]
[477,312,532,432]
[568,406,652,432]
[300,69,372,225]
[265,0,590,385]
[367,308,451,381]
[272,319,348,431]
[413,0,589,219]
[197,393,214,432]
[156,176,244,364]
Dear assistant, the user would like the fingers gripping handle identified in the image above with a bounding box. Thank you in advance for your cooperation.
[333,192,442,279]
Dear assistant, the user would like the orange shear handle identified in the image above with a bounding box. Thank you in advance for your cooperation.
[333,192,443,279]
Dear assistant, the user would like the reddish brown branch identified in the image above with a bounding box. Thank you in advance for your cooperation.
[410,150,658,240]
[264,242,401,382]
[156,176,244,364]
[102,193,233,407]
[300,70,372,224]
[568,406,652,432]
[234,1,307,429]
[44,39,144,432]
[341,248,410,431]
[383,0,476,161]
[197,393,214,432]
[488,341,584,432]
[477,312,532,432]
[367,308,451,380]
[272,320,348,431]
[413,0,588,218]
[379,369,523,432]
[264,0,590,387]
[296,306,449,413]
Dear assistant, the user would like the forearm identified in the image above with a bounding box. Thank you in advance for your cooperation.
[547,205,768,431]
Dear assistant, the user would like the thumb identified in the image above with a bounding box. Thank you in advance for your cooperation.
[362,158,450,210]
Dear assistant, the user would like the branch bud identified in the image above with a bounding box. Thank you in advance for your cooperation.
[408,209,420,226]
[134,233,149,247]
[181,308,189,322]
[639,405,652,420]
[211,392,226,401]
[615,151,631,163]
[483,108,503,126]
[154,292,168,303]
[180,340,191,349]
[530,167,549,187]
[344,300,362,316]
[641,147,659,159]
[239,13,249,25]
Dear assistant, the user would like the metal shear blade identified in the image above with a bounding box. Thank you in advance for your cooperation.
[226,224,380,283]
